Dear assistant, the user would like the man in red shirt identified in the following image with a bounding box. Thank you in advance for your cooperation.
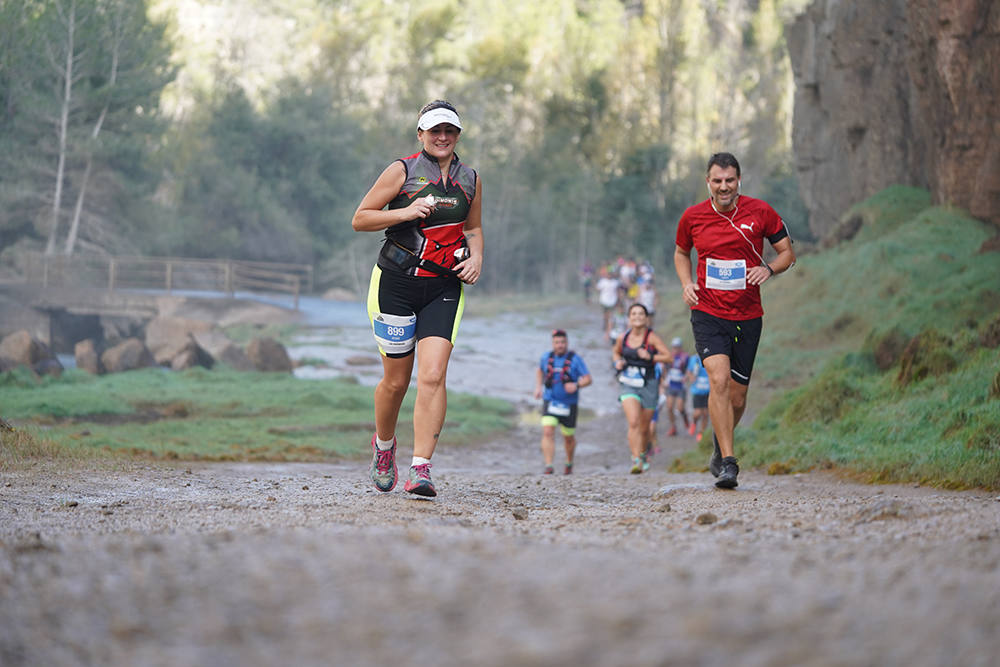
[673,152,796,488]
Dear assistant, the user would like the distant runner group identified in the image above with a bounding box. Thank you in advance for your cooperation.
[354,98,794,496]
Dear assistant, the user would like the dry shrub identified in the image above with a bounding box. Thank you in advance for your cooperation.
[977,234,1000,254]
[767,461,794,475]
[896,330,957,387]
[980,313,1000,349]
[1,428,71,468]
[784,369,860,425]
[869,326,910,370]
[965,423,1000,452]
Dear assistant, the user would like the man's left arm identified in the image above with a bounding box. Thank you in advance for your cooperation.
[747,237,795,285]
[747,205,797,286]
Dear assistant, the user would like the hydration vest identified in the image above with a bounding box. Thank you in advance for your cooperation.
[544,351,576,388]
[378,150,477,278]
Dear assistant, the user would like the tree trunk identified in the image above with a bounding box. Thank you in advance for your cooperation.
[65,1,123,256]
[64,155,91,255]
[45,0,77,256]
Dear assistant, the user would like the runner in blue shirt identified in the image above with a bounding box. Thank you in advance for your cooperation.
[664,337,691,436]
[685,353,711,442]
[534,329,592,474]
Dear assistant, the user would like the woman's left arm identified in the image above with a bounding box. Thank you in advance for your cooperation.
[456,177,484,285]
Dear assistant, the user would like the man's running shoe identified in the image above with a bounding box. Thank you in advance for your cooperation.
[564,462,573,475]
[696,432,703,442]
[630,457,644,474]
[688,421,697,436]
[404,463,437,497]
[543,465,555,475]
[715,456,739,489]
[709,434,723,478]
[667,426,677,437]
[642,453,650,472]
[369,434,397,492]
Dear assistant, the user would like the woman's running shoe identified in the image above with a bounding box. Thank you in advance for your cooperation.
[564,461,573,475]
[543,465,555,475]
[369,434,397,492]
[630,457,644,474]
[404,463,437,497]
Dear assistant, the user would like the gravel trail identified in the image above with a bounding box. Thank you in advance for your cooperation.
[2,302,998,666]
[2,414,998,667]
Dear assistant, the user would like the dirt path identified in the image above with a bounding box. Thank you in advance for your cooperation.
[3,303,999,665]
[2,411,999,667]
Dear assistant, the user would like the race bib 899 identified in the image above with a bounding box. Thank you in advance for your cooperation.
[372,312,417,354]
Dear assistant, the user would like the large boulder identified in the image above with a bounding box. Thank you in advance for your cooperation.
[190,329,255,371]
[0,330,61,376]
[215,343,255,371]
[190,329,236,359]
[32,357,64,378]
[0,330,48,367]
[246,337,292,373]
[171,335,215,371]
[145,315,216,366]
[101,338,156,374]
[74,339,103,375]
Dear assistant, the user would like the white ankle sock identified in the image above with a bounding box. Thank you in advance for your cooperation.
[375,436,394,451]
[411,456,431,467]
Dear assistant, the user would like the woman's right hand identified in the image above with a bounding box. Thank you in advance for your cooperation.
[404,195,438,221]
[614,358,625,371]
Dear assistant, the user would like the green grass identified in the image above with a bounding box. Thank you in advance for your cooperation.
[0,367,516,463]
[674,185,1000,490]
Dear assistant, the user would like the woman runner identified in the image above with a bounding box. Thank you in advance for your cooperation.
[612,303,671,473]
[351,100,484,497]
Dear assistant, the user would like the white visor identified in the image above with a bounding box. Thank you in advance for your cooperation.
[417,108,462,131]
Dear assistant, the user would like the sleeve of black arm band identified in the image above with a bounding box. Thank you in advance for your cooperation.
[767,226,790,244]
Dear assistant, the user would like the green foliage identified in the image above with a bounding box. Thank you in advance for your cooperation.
[158,81,367,264]
[0,367,516,461]
[0,0,175,256]
[3,0,811,294]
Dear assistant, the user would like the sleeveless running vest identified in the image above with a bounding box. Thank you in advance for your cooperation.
[621,329,655,385]
[379,150,478,278]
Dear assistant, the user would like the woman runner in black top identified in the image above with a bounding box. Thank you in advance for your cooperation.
[352,100,484,497]
[612,303,671,474]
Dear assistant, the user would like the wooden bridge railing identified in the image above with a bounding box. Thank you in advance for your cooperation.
[20,253,313,309]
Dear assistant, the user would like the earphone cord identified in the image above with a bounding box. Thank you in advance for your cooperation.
[711,198,765,265]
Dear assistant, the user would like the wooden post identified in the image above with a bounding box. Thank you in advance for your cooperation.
[225,261,234,296]
[108,258,117,291]
[166,261,173,293]
[293,276,300,310]
[42,256,50,287]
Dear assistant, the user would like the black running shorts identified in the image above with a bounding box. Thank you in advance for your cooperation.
[367,265,465,358]
[690,309,762,386]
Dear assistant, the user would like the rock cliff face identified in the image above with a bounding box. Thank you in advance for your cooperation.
[788,0,1000,238]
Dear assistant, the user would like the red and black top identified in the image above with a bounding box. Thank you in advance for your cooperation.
[380,150,478,278]
[675,195,788,320]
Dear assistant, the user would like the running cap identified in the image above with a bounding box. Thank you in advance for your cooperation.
[552,329,567,337]
[417,107,462,131]
[671,337,683,347]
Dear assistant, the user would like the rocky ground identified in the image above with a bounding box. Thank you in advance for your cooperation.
[2,411,999,667]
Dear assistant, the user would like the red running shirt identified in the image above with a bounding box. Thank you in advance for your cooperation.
[675,196,787,320]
